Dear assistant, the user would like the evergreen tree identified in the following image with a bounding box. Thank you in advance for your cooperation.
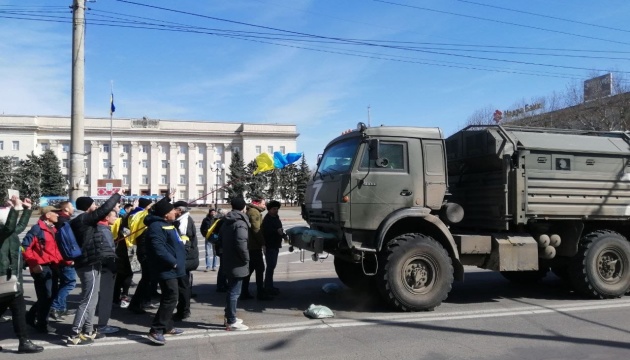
[296,156,311,205]
[246,160,268,200]
[14,152,42,207]
[226,150,247,200]
[0,156,15,204]
[39,149,67,196]
[266,169,279,200]
[278,164,299,206]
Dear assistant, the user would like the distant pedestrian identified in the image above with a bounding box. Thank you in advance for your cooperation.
[0,196,44,353]
[49,201,77,322]
[200,208,218,271]
[241,198,272,301]
[145,199,186,345]
[262,200,287,295]
[96,210,120,334]
[66,192,121,346]
[219,197,250,331]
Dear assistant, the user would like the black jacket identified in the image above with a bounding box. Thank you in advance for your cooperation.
[200,215,214,239]
[70,193,121,268]
[262,213,284,249]
[218,210,250,278]
[144,214,186,280]
[96,222,117,272]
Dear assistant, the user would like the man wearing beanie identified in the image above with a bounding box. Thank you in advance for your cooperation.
[66,192,121,347]
[262,200,286,295]
[219,197,250,331]
[241,198,272,301]
[144,198,186,345]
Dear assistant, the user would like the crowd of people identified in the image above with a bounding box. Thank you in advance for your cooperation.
[0,191,287,353]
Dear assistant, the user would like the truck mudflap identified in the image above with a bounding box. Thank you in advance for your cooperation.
[286,226,338,254]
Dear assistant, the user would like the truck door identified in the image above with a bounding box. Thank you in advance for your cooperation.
[350,138,419,231]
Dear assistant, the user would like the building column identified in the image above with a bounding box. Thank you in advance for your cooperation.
[150,141,160,195]
[205,144,214,206]
[130,141,140,196]
[187,142,197,203]
[90,141,100,196]
[169,142,178,200]
[221,143,232,204]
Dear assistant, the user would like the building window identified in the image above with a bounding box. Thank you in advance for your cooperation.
[62,159,68,168]
[161,160,168,169]
[123,175,129,185]
[198,146,204,155]
[198,190,204,199]
[255,146,262,155]
[122,160,129,169]
[0,141,3,150]
[179,145,187,154]
[141,144,149,153]
[41,143,49,151]
[12,141,19,151]
[180,160,186,169]
[62,143,70,152]
[142,160,148,168]
[141,175,148,185]
[179,191,186,200]
[197,175,204,184]
[103,144,110,153]
[267,146,273,154]
[179,175,187,184]
[103,159,110,169]
[122,144,130,153]
[280,146,286,154]
[198,160,204,169]
[215,145,223,155]
[11,157,19,166]
[233,146,240,154]
[161,175,167,184]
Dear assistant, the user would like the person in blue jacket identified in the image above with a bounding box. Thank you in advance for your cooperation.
[144,199,186,345]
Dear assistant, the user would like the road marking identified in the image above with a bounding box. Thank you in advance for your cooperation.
[3,299,630,351]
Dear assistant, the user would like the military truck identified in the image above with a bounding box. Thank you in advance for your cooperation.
[287,123,630,311]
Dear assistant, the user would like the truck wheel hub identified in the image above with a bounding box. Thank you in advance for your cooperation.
[597,249,623,283]
[402,255,438,294]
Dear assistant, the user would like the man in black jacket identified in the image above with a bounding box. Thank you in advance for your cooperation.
[219,197,250,331]
[172,201,198,321]
[262,200,286,295]
[66,192,121,347]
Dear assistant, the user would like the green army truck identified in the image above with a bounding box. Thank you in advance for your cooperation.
[287,123,630,311]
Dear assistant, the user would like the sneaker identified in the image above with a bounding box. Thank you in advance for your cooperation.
[49,309,65,322]
[204,268,209,272]
[120,298,130,308]
[147,332,166,345]
[223,317,243,326]
[225,322,249,331]
[165,328,184,336]
[86,330,106,340]
[211,268,216,271]
[97,325,120,334]
[66,333,94,347]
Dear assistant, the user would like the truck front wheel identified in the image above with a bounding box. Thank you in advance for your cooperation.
[377,233,454,311]
[334,256,374,291]
[569,230,630,298]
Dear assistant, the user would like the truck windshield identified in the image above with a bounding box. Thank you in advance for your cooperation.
[317,137,360,175]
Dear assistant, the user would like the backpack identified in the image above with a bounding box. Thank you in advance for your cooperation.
[55,221,82,260]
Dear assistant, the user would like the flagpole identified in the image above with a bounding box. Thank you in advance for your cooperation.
[109,80,114,179]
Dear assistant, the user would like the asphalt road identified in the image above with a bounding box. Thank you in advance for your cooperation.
[2,208,629,359]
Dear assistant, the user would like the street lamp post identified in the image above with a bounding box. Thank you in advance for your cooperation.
[211,162,225,210]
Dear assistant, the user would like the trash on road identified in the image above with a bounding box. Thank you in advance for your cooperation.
[303,304,334,319]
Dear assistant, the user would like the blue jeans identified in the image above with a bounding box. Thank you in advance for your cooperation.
[51,265,77,312]
[224,276,242,325]
[205,241,219,269]
[264,248,279,290]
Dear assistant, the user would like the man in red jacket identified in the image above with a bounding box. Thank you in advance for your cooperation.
[22,206,66,334]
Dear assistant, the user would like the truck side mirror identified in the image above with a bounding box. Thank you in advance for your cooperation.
[317,154,323,166]
[368,139,380,160]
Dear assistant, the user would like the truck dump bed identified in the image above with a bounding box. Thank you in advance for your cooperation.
[445,126,630,231]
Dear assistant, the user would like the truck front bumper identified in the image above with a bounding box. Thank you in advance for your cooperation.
[286,227,338,254]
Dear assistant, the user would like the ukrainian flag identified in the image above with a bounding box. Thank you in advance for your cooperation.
[254,151,302,175]
[110,92,116,115]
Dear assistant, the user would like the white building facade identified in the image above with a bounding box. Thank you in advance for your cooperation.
[0,115,298,204]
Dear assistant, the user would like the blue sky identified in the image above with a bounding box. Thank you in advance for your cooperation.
[1,0,630,167]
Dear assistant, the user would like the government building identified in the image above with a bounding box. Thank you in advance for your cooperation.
[0,115,299,204]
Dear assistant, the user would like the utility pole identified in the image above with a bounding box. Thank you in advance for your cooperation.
[70,0,86,201]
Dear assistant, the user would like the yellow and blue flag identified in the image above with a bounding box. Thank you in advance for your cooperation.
[110,92,116,115]
[254,151,302,175]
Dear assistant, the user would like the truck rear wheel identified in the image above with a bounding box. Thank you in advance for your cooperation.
[500,268,549,284]
[377,233,454,311]
[569,230,630,298]
[334,256,374,291]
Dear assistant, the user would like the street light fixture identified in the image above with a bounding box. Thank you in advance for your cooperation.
[210,162,225,210]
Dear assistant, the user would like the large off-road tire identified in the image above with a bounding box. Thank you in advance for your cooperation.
[377,233,454,311]
[569,230,630,298]
[500,267,549,284]
[334,256,374,290]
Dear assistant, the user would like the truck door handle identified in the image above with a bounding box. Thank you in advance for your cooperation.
[400,190,412,196]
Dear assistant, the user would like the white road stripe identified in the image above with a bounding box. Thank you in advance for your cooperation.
[4,299,630,351]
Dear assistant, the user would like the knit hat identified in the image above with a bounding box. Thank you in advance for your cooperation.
[172,201,188,208]
[231,197,246,211]
[267,200,281,210]
[153,201,174,218]
[76,196,94,211]
[138,198,152,208]
[40,206,61,216]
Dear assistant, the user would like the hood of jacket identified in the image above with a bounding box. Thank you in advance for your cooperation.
[246,203,265,213]
[71,209,84,220]
[223,209,251,228]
